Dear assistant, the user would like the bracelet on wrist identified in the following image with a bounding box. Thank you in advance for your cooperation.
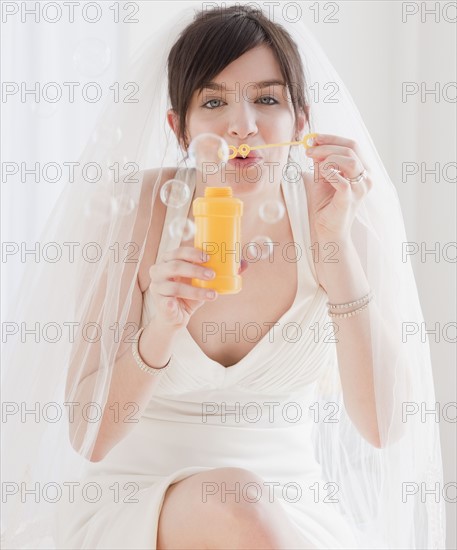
[327,289,374,319]
[131,327,171,375]
[327,289,373,310]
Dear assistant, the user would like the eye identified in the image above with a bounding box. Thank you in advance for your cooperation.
[202,98,225,109]
[257,96,279,105]
[201,96,279,110]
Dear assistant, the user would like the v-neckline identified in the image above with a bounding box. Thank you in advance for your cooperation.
[182,176,306,372]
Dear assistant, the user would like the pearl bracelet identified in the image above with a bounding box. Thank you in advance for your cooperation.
[131,327,171,375]
[327,300,371,318]
[326,290,374,310]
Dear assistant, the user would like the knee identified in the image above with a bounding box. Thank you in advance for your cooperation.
[204,467,281,541]
[205,467,272,509]
[157,467,285,550]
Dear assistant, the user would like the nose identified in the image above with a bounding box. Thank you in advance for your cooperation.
[227,101,258,141]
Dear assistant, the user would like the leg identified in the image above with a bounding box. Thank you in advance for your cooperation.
[156,467,315,550]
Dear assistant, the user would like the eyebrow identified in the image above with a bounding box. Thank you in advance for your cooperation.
[199,79,286,93]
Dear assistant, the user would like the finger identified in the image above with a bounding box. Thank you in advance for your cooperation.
[238,259,249,275]
[157,259,216,283]
[318,154,364,180]
[306,145,358,161]
[324,169,373,200]
[160,281,218,302]
[314,134,358,150]
[314,134,371,168]
[162,246,210,265]
[151,247,211,283]
[319,163,352,193]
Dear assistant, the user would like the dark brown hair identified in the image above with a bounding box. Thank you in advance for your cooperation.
[167,4,310,149]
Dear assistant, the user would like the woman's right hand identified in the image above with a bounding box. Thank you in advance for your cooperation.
[148,246,219,330]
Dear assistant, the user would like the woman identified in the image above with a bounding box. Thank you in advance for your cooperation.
[2,4,445,550]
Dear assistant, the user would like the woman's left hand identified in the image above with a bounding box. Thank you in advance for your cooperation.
[304,133,373,242]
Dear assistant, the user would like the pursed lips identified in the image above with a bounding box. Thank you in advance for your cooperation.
[234,151,262,159]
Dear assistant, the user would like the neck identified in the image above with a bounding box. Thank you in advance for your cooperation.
[238,182,285,240]
[193,177,285,236]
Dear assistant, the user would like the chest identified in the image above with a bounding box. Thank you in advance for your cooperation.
[186,245,299,368]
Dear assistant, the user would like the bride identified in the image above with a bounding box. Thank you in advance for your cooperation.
[2,4,445,550]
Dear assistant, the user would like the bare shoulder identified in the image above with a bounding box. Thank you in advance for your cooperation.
[140,166,178,197]
[137,166,179,293]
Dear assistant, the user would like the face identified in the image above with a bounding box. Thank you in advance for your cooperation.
[167,44,306,195]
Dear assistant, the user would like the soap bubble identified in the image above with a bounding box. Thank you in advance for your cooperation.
[258,199,285,224]
[73,38,111,77]
[168,217,195,241]
[160,179,191,208]
[188,133,229,170]
[112,194,136,216]
[105,155,130,183]
[91,123,123,150]
[83,191,117,223]
[245,236,275,262]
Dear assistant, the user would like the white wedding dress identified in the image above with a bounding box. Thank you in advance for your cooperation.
[54,167,359,549]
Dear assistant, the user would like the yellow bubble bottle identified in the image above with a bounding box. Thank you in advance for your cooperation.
[192,186,243,294]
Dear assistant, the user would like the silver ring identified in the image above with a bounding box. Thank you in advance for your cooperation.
[346,168,367,185]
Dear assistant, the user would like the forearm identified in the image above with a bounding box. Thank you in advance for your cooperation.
[71,316,181,461]
[316,239,386,446]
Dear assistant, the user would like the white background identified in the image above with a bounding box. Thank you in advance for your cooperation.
[2,1,456,547]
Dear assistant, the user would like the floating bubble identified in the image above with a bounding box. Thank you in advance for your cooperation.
[91,124,123,150]
[106,155,129,169]
[245,235,275,262]
[168,217,195,241]
[258,199,285,224]
[160,179,191,208]
[188,133,229,170]
[105,155,130,183]
[73,38,111,77]
[112,195,136,216]
[83,191,117,223]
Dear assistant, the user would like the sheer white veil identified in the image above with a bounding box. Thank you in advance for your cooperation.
[1,3,445,549]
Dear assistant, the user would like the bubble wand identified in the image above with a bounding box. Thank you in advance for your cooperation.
[226,132,317,159]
